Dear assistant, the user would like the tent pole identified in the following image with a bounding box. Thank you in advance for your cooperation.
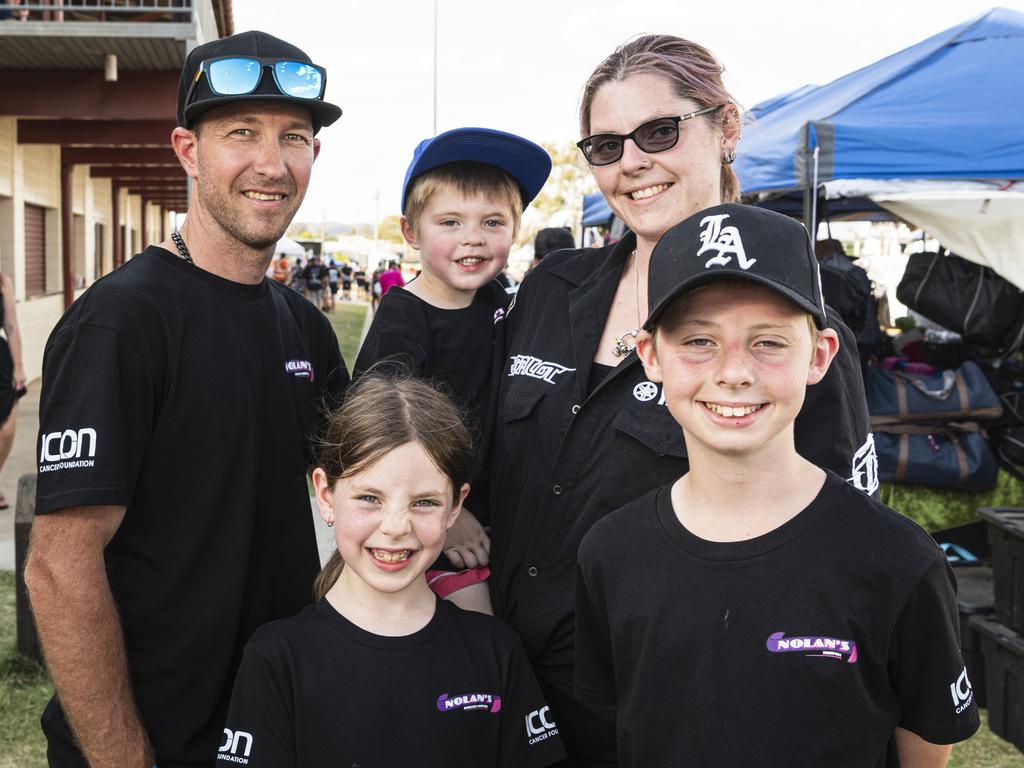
[809,146,820,240]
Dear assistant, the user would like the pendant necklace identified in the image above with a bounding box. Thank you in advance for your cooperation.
[170,230,195,265]
[611,249,641,357]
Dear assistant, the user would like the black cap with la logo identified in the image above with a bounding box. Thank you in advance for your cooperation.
[643,203,827,331]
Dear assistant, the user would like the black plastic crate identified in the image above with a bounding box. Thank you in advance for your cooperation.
[969,615,1024,753]
[956,566,994,709]
[977,507,1024,634]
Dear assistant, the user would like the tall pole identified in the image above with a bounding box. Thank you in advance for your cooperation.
[432,0,438,135]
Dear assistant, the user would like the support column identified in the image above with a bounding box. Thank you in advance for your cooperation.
[140,199,147,251]
[61,163,74,309]
[112,182,122,268]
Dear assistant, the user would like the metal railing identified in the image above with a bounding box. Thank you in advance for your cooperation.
[0,0,192,23]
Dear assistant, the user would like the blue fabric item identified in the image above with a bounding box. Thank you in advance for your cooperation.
[582,192,613,227]
[735,8,1024,193]
[400,127,551,212]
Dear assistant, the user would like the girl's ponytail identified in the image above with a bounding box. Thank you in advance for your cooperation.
[313,551,345,601]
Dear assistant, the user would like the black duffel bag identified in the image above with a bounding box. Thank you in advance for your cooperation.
[875,426,999,491]
[896,250,1024,356]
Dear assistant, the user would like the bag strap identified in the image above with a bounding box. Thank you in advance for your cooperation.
[955,371,970,411]
[875,422,982,435]
[952,434,969,488]
[897,435,909,483]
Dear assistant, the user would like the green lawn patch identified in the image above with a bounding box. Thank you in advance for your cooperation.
[881,470,1024,532]
[326,301,368,375]
[0,571,51,768]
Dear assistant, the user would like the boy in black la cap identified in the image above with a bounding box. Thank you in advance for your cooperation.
[574,203,979,767]
[27,29,348,768]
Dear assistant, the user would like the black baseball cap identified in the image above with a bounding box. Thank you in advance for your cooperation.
[400,127,552,213]
[177,31,342,134]
[644,203,827,331]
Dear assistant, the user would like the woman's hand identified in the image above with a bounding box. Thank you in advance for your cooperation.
[12,365,25,391]
[444,509,490,569]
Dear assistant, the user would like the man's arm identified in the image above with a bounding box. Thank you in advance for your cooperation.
[25,505,155,767]
[894,727,953,768]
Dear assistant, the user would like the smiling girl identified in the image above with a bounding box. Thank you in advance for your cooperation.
[219,374,564,767]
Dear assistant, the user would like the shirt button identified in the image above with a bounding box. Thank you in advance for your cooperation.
[527,566,539,577]
[571,404,581,414]
[552,484,563,495]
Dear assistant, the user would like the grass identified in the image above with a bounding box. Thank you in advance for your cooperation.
[2,570,1022,766]
[0,571,52,768]
[325,299,369,375]
[881,470,1024,532]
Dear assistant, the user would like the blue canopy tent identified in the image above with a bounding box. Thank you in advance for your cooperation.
[736,7,1024,197]
[582,192,613,227]
[734,7,1024,286]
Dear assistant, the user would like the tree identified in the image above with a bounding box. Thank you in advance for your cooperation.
[377,215,405,245]
[519,141,598,247]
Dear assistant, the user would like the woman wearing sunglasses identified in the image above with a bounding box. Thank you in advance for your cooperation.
[486,35,873,767]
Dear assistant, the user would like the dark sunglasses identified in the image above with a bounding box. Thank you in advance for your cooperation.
[185,56,327,108]
[577,106,720,166]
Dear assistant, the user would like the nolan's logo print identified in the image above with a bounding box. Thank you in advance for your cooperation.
[436,692,502,713]
[217,728,253,764]
[766,632,858,663]
[525,705,559,746]
[38,427,97,473]
[698,213,755,270]
[849,434,879,495]
[508,355,576,384]
[950,667,974,714]
[633,381,659,402]
[285,359,314,381]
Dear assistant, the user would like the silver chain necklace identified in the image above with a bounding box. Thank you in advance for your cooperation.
[170,230,195,265]
[611,249,641,357]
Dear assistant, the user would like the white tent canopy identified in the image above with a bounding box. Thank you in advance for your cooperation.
[274,237,306,257]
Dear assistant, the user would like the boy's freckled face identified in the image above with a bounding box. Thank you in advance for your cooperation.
[405,186,515,295]
[641,282,830,459]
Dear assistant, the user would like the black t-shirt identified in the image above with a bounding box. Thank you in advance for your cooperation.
[575,472,980,767]
[221,598,566,767]
[354,280,509,521]
[489,234,875,691]
[35,246,349,767]
[302,262,327,289]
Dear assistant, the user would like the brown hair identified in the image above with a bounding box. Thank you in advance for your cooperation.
[579,34,741,203]
[312,372,475,599]
[404,161,524,238]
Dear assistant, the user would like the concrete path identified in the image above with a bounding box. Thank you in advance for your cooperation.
[0,380,39,571]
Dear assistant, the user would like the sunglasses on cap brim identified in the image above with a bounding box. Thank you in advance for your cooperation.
[184,56,327,111]
[577,106,721,167]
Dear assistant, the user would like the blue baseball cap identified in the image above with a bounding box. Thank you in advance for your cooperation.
[400,127,552,213]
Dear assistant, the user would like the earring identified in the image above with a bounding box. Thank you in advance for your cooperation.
[722,148,737,165]
[327,519,334,528]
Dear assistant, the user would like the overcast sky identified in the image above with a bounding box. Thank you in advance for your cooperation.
[232,0,1022,226]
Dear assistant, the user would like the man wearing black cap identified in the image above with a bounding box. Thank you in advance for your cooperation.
[25,31,347,767]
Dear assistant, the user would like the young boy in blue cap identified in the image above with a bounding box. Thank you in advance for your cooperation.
[355,127,551,613]
[574,204,979,767]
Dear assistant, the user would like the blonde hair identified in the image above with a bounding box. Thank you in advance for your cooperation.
[579,34,741,203]
[403,161,524,238]
[311,373,475,600]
